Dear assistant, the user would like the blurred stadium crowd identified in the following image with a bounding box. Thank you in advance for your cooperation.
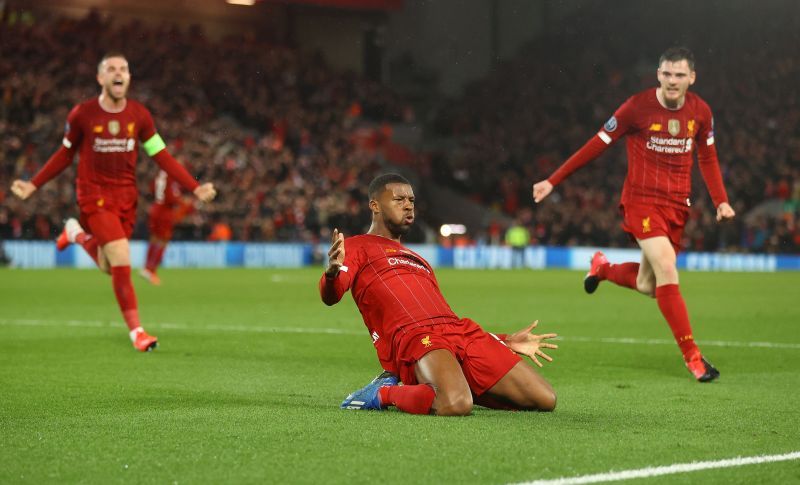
[1,6,798,253]
[431,3,799,253]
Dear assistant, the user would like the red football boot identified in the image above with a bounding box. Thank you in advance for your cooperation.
[56,218,85,251]
[584,251,608,294]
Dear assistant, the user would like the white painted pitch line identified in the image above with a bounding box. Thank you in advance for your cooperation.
[511,451,800,485]
[0,318,799,349]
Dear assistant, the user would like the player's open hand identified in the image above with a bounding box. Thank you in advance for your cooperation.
[326,228,345,277]
[194,183,216,202]
[10,180,37,200]
[504,320,558,367]
[532,180,553,203]
[716,202,735,222]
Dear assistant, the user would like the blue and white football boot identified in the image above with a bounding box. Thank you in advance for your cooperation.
[340,371,399,410]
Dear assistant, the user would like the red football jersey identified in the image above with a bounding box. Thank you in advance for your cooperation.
[549,89,728,209]
[319,234,458,371]
[59,97,157,205]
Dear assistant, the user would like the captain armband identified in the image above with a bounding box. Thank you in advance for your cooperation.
[142,133,167,156]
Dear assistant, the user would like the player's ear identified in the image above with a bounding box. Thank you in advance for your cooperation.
[369,198,380,215]
[689,70,696,85]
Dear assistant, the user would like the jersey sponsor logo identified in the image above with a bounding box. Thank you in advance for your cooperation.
[603,116,618,133]
[371,331,380,343]
[127,122,135,137]
[687,120,696,137]
[649,123,662,131]
[421,335,432,348]
[642,217,651,233]
[646,136,692,154]
[387,256,430,273]
[668,119,680,136]
[108,120,120,136]
[93,137,136,153]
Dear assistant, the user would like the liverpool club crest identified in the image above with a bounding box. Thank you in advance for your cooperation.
[668,119,680,136]
[108,120,120,136]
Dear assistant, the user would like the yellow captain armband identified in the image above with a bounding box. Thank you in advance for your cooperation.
[142,133,166,156]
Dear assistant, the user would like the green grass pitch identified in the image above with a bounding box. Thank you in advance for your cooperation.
[1,268,799,484]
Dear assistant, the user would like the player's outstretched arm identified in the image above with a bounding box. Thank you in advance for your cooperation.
[532,180,554,203]
[504,320,558,368]
[193,183,217,202]
[10,180,37,200]
[716,202,735,222]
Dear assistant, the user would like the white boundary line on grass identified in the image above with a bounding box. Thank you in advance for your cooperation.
[1,318,800,349]
[511,451,800,485]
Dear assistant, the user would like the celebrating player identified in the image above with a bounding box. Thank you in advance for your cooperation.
[140,168,195,285]
[320,173,558,415]
[10,52,216,351]
[531,47,735,382]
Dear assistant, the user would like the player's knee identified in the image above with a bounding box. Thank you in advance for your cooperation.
[537,390,557,412]
[637,278,655,297]
[435,392,473,416]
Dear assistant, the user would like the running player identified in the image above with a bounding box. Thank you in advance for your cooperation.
[532,47,735,381]
[11,52,216,351]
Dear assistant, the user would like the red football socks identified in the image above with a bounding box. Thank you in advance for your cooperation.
[145,243,166,272]
[600,262,639,290]
[110,266,141,331]
[379,384,436,415]
[78,235,100,266]
[655,284,700,361]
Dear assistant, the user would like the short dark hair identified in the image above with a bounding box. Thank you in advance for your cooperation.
[659,46,695,70]
[98,52,128,72]
[368,173,410,199]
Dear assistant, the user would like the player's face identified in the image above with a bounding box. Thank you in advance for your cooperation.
[657,59,695,107]
[376,183,415,236]
[97,56,131,101]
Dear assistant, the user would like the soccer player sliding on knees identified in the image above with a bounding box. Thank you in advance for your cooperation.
[320,173,558,415]
[11,52,216,352]
[532,47,735,382]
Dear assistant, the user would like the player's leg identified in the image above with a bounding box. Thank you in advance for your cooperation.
[413,349,473,416]
[87,210,157,352]
[141,236,166,285]
[584,251,641,294]
[473,361,557,411]
[638,236,718,381]
[56,217,110,274]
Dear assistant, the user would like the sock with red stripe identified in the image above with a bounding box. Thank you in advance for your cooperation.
[655,284,700,361]
[599,262,639,290]
[379,384,436,415]
[110,266,141,331]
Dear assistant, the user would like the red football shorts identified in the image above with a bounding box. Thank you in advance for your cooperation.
[148,204,176,241]
[620,203,688,253]
[78,190,137,246]
[393,318,521,396]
